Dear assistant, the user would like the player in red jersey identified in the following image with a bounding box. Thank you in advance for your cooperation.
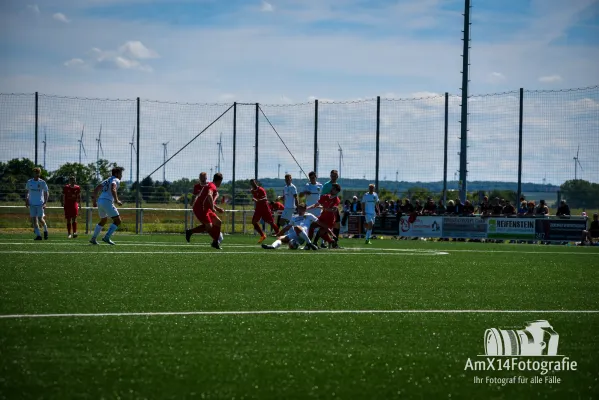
[186,172,224,249]
[250,179,280,243]
[307,183,341,247]
[61,176,81,238]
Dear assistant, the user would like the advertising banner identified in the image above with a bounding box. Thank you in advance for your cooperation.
[399,216,443,237]
[442,217,487,238]
[535,219,587,241]
[487,218,536,239]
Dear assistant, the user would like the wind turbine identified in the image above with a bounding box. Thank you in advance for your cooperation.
[337,143,344,179]
[162,141,170,182]
[78,125,86,164]
[95,124,104,181]
[574,145,583,180]
[129,127,136,183]
[42,127,47,170]
[278,163,281,179]
[216,133,225,173]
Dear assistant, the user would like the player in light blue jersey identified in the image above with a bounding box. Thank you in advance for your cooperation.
[90,167,124,245]
[25,167,50,240]
[361,184,380,244]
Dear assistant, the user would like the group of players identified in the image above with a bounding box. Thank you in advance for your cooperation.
[25,166,382,250]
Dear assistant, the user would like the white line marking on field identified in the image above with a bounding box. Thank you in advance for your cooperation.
[0,251,448,256]
[1,309,597,319]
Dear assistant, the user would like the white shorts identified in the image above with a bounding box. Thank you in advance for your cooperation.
[29,205,44,218]
[97,199,120,218]
[364,213,376,224]
[287,227,306,245]
[281,208,294,221]
[306,208,321,217]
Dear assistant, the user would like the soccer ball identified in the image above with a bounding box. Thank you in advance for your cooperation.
[288,239,299,250]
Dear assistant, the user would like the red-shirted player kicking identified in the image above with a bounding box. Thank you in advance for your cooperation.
[61,175,81,238]
[250,179,280,243]
[185,172,224,249]
[307,183,341,247]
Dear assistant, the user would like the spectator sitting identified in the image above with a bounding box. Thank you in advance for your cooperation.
[556,200,571,217]
[536,200,549,216]
[350,196,362,214]
[402,199,415,213]
[503,201,516,216]
[423,197,436,215]
[414,200,423,215]
[581,213,599,245]
[436,199,446,215]
[525,201,536,216]
[341,199,351,227]
[462,200,475,216]
[517,200,527,216]
[454,198,464,215]
[491,197,503,215]
[446,200,456,214]
[478,196,491,216]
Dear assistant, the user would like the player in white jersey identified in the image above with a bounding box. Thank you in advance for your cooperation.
[262,203,319,250]
[25,167,50,240]
[281,173,298,224]
[361,184,380,244]
[302,171,323,217]
[90,167,124,245]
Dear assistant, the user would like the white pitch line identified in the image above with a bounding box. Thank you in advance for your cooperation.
[0,251,448,256]
[1,309,598,319]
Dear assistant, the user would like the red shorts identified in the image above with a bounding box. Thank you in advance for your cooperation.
[252,206,274,224]
[318,214,335,230]
[194,207,217,225]
[64,204,79,219]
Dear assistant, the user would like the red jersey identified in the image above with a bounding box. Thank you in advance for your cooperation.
[318,194,340,216]
[271,202,284,211]
[63,184,81,205]
[194,182,218,211]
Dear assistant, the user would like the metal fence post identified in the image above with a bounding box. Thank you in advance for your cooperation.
[255,103,259,181]
[232,102,237,233]
[314,99,319,174]
[443,92,449,204]
[184,190,189,231]
[136,97,140,234]
[35,92,39,165]
[375,96,381,191]
[517,88,524,203]
[85,184,91,234]
[459,0,472,203]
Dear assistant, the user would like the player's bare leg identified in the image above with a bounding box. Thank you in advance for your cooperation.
[252,217,267,243]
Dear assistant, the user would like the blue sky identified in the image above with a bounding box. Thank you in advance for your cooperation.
[0,0,598,185]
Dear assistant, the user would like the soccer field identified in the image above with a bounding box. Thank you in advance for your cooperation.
[0,234,598,399]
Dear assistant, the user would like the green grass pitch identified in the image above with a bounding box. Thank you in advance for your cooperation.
[0,233,598,399]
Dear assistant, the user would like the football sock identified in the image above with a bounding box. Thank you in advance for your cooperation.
[92,224,103,239]
[218,232,223,244]
[67,221,72,234]
[73,221,77,233]
[298,230,312,245]
[333,228,340,242]
[106,223,118,239]
[366,229,372,240]
[43,224,48,232]
[209,225,221,241]
[34,227,41,236]
[272,240,282,249]
[191,225,206,234]
[271,223,280,235]
[254,223,265,237]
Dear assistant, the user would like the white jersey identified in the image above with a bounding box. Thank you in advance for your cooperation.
[26,179,49,206]
[303,181,323,207]
[283,184,298,209]
[362,192,379,215]
[98,176,121,202]
[288,213,318,231]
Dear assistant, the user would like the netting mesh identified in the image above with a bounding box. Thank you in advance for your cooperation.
[0,93,36,164]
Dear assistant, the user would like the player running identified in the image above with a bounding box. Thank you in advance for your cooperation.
[250,179,280,243]
[185,172,224,250]
[281,174,298,226]
[302,171,326,248]
[262,203,319,250]
[61,175,81,238]
[90,167,124,245]
[307,183,341,248]
[25,167,49,240]
[361,184,380,244]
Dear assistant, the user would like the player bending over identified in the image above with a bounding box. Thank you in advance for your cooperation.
[62,175,81,238]
[250,179,280,243]
[307,183,341,248]
[262,203,319,250]
[185,172,224,250]
[90,167,124,245]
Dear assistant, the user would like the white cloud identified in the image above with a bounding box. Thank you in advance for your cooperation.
[489,72,506,83]
[27,4,40,14]
[118,41,159,59]
[52,12,70,23]
[64,58,84,67]
[538,74,562,83]
[261,1,274,12]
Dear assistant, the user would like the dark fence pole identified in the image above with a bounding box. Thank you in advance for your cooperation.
[517,88,524,203]
[136,97,141,234]
[459,0,471,202]
[35,92,39,165]
[314,99,319,174]
[375,96,381,191]
[232,102,237,233]
[443,92,449,203]
[255,103,259,181]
